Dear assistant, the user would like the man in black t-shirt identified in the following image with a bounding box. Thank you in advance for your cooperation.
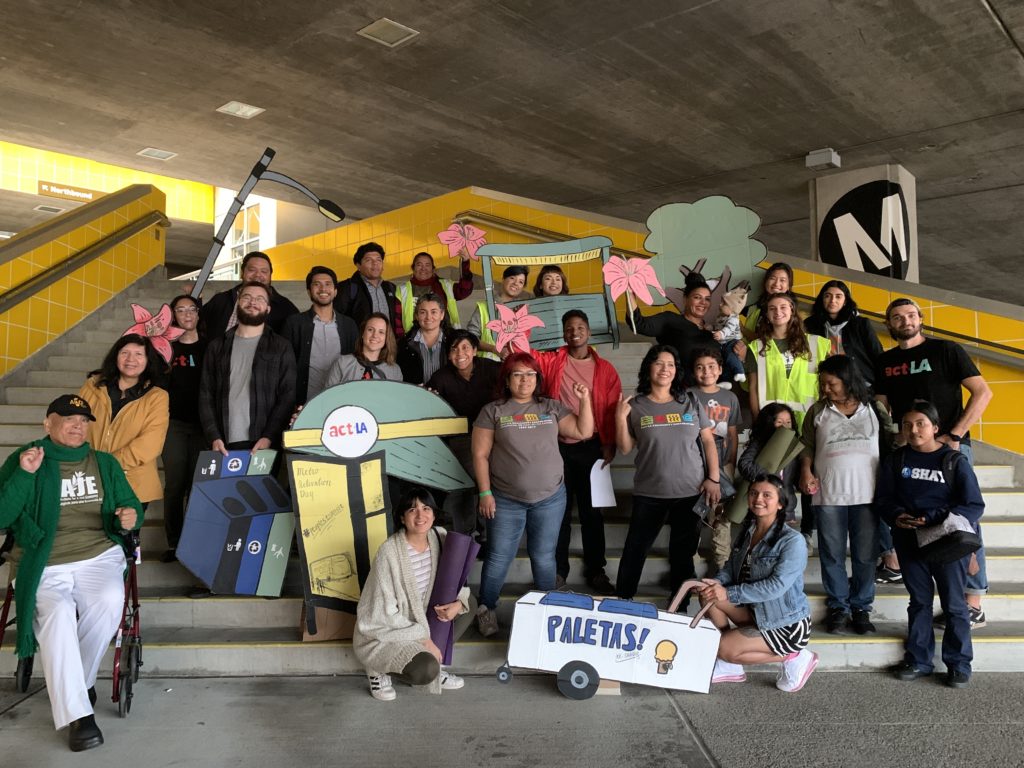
[874,297,993,626]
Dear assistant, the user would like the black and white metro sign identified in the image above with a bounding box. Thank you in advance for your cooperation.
[818,180,912,280]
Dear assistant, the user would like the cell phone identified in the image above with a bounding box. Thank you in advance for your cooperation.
[692,495,713,522]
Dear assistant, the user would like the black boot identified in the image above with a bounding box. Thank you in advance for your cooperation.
[68,714,103,752]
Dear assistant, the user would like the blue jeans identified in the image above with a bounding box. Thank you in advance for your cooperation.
[897,542,972,675]
[815,504,876,613]
[719,341,744,381]
[958,442,988,596]
[478,486,566,609]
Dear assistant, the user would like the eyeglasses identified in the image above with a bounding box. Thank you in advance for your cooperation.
[239,295,269,307]
[509,371,538,380]
[174,307,198,314]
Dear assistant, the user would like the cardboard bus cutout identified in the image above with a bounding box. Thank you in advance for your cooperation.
[177,450,294,597]
[499,587,721,698]
[283,381,473,636]
[476,237,620,350]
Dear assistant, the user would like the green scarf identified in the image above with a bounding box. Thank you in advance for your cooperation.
[0,437,141,657]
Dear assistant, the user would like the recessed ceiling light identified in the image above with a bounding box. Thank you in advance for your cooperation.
[136,147,177,161]
[216,100,266,119]
[357,18,419,48]
[33,204,65,214]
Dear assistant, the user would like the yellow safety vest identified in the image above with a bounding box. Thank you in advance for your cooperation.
[474,302,500,361]
[399,279,461,332]
[749,335,831,431]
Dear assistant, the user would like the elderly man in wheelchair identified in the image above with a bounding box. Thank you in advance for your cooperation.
[0,394,142,752]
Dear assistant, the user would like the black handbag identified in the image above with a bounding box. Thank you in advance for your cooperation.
[915,513,981,564]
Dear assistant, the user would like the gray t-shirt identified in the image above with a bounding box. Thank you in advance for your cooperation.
[690,387,740,466]
[227,334,260,443]
[308,315,343,400]
[628,394,712,499]
[475,397,572,503]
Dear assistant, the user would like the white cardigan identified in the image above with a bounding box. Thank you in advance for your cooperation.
[352,527,470,692]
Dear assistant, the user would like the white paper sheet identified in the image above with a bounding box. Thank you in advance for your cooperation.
[589,459,616,508]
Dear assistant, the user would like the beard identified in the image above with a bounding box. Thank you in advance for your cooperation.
[891,324,921,341]
[236,306,270,326]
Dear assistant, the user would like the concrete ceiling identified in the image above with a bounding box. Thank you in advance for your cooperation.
[2,0,1023,302]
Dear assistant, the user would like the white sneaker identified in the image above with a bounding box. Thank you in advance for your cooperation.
[368,673,396,701]
[718,382,733,390]
[776,649,818,692]
[476,605,498,638]
[733,373,747,383]
[711,659,746,683]
[439,669,465,690]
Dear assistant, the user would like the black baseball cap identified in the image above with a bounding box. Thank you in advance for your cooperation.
[46,394,96,421]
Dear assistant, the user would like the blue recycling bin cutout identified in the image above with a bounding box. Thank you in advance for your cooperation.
[178,450,295,596]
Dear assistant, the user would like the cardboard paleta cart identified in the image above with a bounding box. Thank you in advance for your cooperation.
[500,581,721,699]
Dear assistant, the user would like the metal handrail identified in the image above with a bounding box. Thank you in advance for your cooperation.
[457,208,1024,369]
[0,211,170,315]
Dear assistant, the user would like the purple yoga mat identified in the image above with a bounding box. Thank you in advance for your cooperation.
[427,530,480,665]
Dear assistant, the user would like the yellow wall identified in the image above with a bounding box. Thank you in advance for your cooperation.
[792,268,1024,454]
[0,187,167,377]
[267,187,650,296]
[0,141,214,224]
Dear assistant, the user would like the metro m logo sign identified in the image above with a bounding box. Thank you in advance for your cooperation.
[811,166,918,283]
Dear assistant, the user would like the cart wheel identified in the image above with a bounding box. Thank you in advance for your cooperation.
[15,656,33,693]
[118,645,135,718]
[556,661,599,700]
[496,664,513,684]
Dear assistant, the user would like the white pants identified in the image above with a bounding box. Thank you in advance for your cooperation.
[26,545,125,729]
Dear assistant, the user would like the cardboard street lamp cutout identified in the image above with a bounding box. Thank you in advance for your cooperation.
[643,195,767,327]
[477,237,619,350]
[177,450,294,596]
[498,581,721,699]
[284,380,472,636]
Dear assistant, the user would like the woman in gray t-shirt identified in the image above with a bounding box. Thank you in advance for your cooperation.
[471,352,594,637]
[615,345,721,604]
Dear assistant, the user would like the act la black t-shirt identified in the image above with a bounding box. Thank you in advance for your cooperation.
[874,339,980,442]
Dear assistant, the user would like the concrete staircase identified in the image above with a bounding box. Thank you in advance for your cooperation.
[2,271,1023,679]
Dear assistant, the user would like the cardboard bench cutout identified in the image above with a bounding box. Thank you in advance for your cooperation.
[500,586,721,698]
[477,237,619,350]
[284,380,473,636]
[177,450,294,597]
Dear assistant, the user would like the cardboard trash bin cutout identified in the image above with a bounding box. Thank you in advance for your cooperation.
[177,450,294,597]
[476,237,619,350]
[500,583,721,699]
[284,381,472,636]
[643,195,767,327]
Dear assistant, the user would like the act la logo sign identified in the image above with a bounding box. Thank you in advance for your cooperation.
[818,180,911,279]
[321,405,379,458]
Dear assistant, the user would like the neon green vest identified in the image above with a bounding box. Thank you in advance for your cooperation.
[750,334,831,431]
[474,301,499,361]
[399,279,461,332]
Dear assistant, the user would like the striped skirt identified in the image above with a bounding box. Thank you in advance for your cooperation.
[760,616,812,657]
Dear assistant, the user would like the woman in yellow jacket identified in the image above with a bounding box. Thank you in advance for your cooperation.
[79,334,169,506]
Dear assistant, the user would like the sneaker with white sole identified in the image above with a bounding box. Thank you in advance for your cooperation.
[439,670,465,690]
[368,673,396,701]
[776,649,819,693]
[476,604,498,638]
[969,606,987,629]
[711,659,746,683]
[733,373,746,384]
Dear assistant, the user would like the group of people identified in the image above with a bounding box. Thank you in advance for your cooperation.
[0,246,995,748]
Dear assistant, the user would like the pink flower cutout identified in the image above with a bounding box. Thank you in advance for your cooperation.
[437,223,487,261]
[122,303,184,363]
[486,303,545,354]
[602,255,666,306]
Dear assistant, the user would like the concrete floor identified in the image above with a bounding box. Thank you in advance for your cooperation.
[2,673,1023,767]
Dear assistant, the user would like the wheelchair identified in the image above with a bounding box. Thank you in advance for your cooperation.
[0,530,144,717]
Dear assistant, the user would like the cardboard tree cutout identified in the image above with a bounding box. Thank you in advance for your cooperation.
[284,381,472,635]
[644,195,767,326]
[177,449,294,596]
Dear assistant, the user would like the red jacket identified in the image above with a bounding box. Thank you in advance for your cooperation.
[533,346,622,448]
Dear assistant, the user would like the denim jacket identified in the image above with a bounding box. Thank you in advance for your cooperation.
[718,522,810,630]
